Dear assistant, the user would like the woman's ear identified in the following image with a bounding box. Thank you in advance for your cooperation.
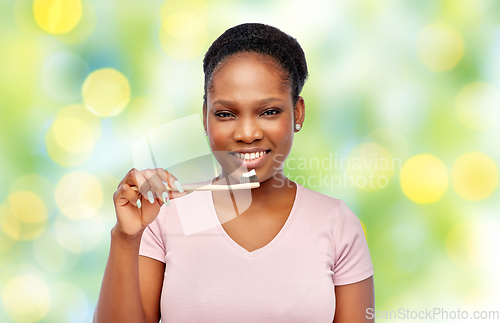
[294,96,305,129]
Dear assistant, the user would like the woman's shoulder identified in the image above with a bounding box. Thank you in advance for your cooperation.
[296,183,362,222]
[296,183,344,211]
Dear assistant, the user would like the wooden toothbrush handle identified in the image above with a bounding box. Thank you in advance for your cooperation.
[130,182,259,193]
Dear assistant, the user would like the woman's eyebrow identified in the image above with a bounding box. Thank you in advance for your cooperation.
[212,97,283,107]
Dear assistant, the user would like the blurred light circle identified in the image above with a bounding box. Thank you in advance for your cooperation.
[10,174,56,215]
[159,0,207,60]
[53,0,97,44]
[163,11,205,41]
[456,82,500,131]
[451,152,498,201]
[82,68,131,117]
[400,154,448,204]
[2,274,50,322]
[416,23,464,72]
[346,142,394,191]
[45,281,89,323]
[0,192,48,241]
[33,0,82,34]
[41,52,89,102]
[446,221,484,268]
[8,191,48,224]
[45,104,101,167]
[52,117,94,154]
[33,230,79,273]
[160,0,207,20]
[55,171,103,220]
[53,104,101,139]
[54,214,104,253]
[45,127,93,167]
[160,12,207,60]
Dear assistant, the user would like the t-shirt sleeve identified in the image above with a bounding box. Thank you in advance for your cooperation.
[139,208,166,263]
[332,200,374,286]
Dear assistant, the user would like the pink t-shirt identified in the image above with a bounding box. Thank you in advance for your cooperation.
[139,183,373,322]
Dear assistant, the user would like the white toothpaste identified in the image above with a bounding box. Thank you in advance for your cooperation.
[241,169,256,177]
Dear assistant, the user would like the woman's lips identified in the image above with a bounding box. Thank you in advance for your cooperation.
[230,150,270,169]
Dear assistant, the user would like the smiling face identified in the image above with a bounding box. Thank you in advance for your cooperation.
[203,51,304,185]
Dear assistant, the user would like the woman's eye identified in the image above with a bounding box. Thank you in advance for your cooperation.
[215,112,234,119]
[262,109,280,116]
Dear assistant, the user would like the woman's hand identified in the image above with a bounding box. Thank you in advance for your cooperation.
[113,168,186,238]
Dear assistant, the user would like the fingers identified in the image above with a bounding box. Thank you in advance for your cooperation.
[156,170,185,199]
[142,168,168,205]
[114,183,140,208]
[117,168,187,208]
[118,169,148,196]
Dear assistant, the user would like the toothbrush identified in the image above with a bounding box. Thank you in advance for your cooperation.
[130,169,259,192]
[135,133,259,192]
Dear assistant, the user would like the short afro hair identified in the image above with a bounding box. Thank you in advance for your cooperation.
[203,23,308,106]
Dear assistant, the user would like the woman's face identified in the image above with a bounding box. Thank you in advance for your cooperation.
[204,52,304,184]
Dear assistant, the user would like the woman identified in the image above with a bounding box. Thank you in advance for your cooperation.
[94,23,374,323]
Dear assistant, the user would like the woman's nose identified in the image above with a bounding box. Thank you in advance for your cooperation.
[233,118,263,143]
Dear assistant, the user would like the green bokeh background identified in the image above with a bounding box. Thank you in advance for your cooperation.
[1,0,499,322]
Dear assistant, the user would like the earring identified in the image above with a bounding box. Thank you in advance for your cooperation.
[295,124,301,131]
[204,130,208,136]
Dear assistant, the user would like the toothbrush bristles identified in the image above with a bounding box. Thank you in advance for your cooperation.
[240,174,258,184]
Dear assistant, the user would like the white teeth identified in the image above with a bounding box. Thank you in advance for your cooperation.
[233,151,268,161]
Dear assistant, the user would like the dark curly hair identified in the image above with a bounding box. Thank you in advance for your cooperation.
[203,23,308,107]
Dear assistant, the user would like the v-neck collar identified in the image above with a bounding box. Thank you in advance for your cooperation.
[207,183,302,258]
